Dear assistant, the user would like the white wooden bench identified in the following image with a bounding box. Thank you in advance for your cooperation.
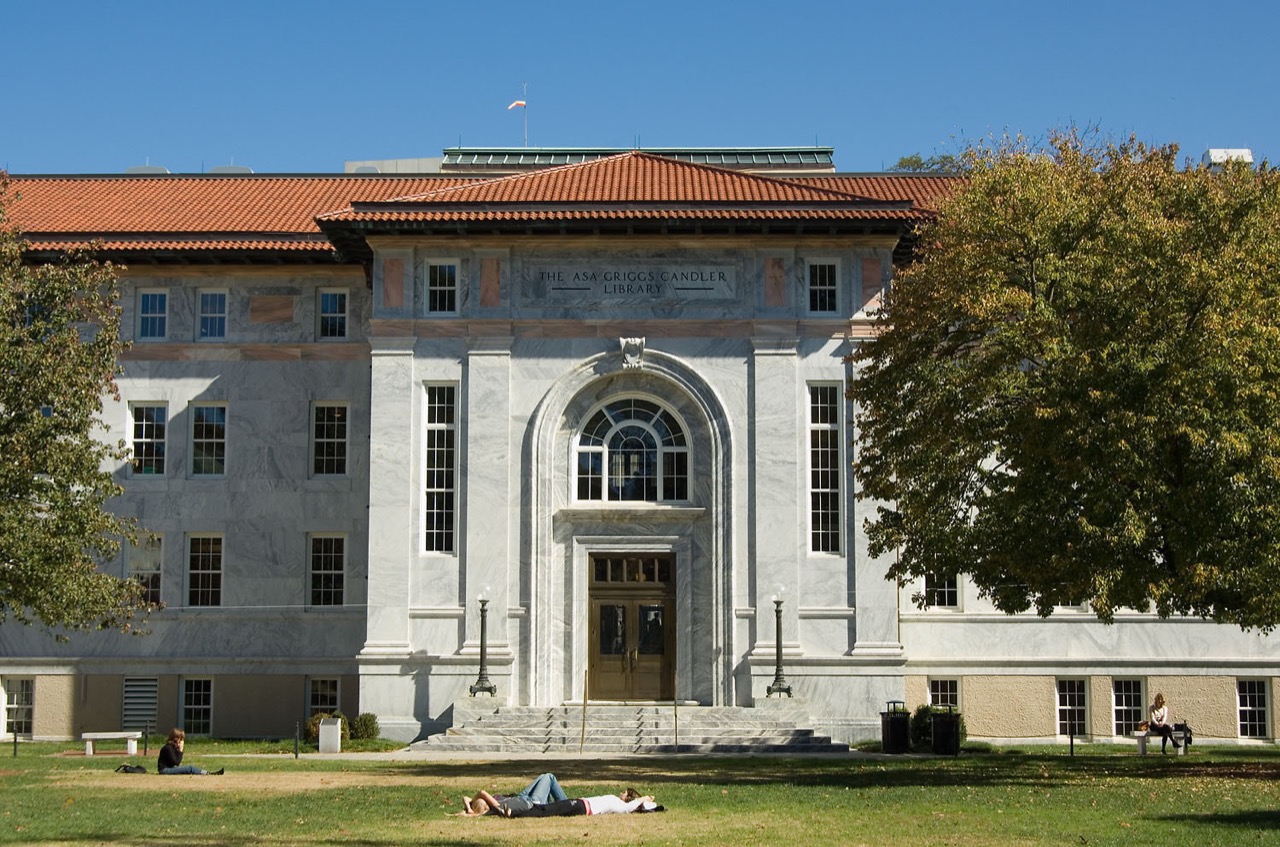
[1133,728,1187,755]
[82,731,142,756]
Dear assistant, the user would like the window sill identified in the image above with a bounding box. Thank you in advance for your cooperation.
[557,505,706,522]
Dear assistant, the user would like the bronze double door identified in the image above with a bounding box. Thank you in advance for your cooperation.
[587,553,675,700]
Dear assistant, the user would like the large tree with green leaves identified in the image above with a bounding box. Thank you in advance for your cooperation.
[852,130,1280,630]
[1,182,148,635]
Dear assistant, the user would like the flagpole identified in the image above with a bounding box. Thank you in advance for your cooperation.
[522,81,528,147]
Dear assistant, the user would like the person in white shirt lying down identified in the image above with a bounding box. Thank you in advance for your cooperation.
[465,784,664,817]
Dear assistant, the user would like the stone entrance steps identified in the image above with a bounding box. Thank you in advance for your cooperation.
[414,704,849,754]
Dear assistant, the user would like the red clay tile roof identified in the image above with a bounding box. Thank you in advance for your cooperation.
[3,175,468,255]
[318,152,926,226]
[4,157,961,261]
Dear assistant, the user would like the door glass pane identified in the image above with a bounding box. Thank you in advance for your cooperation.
[638,605,665,655]
[599,605,626,655]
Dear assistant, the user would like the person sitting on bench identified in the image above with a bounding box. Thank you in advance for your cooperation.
[1149,693,1181,753]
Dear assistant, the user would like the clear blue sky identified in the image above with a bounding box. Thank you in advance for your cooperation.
[5,0,1277,174]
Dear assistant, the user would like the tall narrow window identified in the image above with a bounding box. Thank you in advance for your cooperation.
[1057,679,1087,736]
[807,261,838,313]
[808,384,842,552]
[309,535,345,606]
[131,403,167,475]
[198,290,227,340]
[317,289,348,339]
[930,679,959,709]
[129,535,163,605]
[426,262,458,314]
[3,678,34,737]
[182,679,212,735]
[1239,680,1268,738]
[575,398,689,502]
[309,678,339,718]
[188,535,222,607]
[138,289,167,339]
[1113,679,1144,735]
[424,385,456,552]
[312,404,348,476]
[190,405,226,477]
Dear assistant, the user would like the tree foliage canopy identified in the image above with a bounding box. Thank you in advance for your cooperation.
[889,152,964,173]
[852,130,1280,630]
[0,182,149,635]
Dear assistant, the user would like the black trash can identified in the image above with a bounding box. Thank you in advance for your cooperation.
[881,700,910,754]
[931,706,961,756]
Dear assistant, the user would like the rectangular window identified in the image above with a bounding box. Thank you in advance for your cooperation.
[182,679,212,735]
[426,262,458,314]
[808,384,842,553]
[930,679,959,710]
[198,290,227,340]
[138,289,167,339]
[317,289,348,339]
[312,404,348,476]
[925,573,959,608]
[190,404,227,477]
[424,385,457,553]
[309,535,345,606]
[1057,679,1087,736]
[1239,679,1268,738]
[1113,679,1144,735]
[807,261,838,313]
[309,678,339,718]
[131,403,167,475]
[3,678,34,737]
[129,535,163,605]
[188,535,222,607]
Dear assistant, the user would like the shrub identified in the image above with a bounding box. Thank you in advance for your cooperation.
[909,703,967,752]
[306,710,350,742]
[350,712,380,740]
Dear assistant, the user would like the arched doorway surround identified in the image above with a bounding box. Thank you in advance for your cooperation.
[526,347,734,705]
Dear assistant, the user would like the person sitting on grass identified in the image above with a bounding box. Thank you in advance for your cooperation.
[157,728,223,775]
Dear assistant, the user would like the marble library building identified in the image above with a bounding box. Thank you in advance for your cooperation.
[2,147,1277,747]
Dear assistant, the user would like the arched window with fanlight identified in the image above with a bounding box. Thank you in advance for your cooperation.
[575,397,689,502]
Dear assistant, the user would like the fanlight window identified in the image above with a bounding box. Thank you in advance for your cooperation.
[576,398,689,502]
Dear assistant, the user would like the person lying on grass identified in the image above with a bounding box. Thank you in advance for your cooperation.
[460,772,569,816]
[460,776,662,817]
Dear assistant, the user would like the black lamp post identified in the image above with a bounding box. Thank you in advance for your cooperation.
[766,597,792,698]
[469,595,497,697]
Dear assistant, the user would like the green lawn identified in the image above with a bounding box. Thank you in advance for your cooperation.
[1,742,1277,846]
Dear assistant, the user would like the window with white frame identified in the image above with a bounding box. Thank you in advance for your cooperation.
[930,679,959,710]
[129,535,163,605]
[130,403,167,475]
[1113,679,1144,735]
[309,678,339,718]
[183,678,212,735]
[187,535,222,607]
[311,404,348,476]
[424,385,457,552]
[924,573,959,608]
[806,260,838,314]
[1239,679,1268,738]
[137,289,168,339]
[317,289,348,339]
[426,262,459,314]
[197,290,227,340]
[1057,679,1087,736]
[309,535,345,606]
[3,678,34,737]
[575,397,689,503]
[808,384,842,553]
[190,404,226,477]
